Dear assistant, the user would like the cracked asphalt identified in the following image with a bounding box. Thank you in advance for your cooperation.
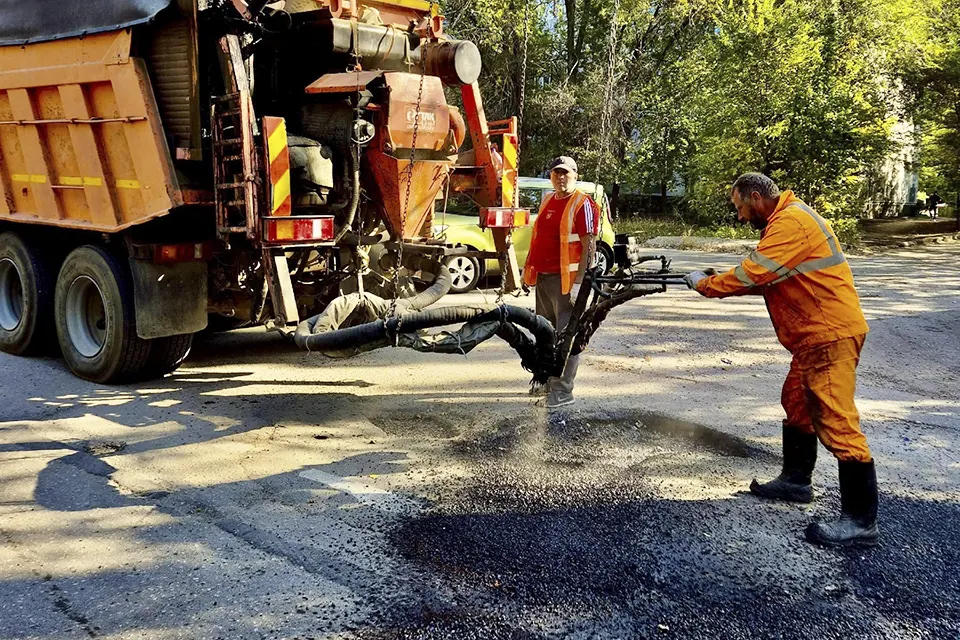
[1,245,958,639]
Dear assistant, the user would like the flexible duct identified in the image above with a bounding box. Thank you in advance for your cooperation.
[293,265,452,352]
[293,302,557,380]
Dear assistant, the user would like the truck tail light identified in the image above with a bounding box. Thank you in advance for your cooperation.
[480,207,530,229]
[153,242,212,264]
[264,217,335,243]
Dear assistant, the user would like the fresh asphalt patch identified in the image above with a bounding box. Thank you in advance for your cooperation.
[352,409,960,639]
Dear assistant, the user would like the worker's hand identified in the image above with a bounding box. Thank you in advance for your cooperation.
[683,270,709,291]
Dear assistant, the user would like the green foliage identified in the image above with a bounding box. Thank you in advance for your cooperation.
[824,216,863,248]
[441,0,957,224]
[613,216,860,247]
[612,218,760,242]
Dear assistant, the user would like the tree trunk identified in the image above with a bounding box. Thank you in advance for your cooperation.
[565,0,577,75]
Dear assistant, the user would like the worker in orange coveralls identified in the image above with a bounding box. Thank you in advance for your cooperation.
[523,156,599,409]
[682,172,878,548]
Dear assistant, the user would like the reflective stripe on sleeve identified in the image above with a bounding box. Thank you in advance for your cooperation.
[747,249,790,277]
[734,265,754,287]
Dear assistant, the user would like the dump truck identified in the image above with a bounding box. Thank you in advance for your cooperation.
[0,0,526,382]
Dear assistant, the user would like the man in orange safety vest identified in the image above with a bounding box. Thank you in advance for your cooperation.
[523,156,599,409]
[683,172,878,548]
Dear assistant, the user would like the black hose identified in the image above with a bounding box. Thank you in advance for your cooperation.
[398,266,452,311]
[296,304,555,356]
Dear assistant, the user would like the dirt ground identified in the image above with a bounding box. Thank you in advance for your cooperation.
[0,244,958,639]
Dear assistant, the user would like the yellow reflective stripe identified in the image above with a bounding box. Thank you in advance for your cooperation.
[12,174,46,183]
[272,169,291,213]
[55,176,104,187]
[268,120,287,164]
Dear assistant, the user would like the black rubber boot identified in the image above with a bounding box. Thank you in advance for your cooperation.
[750,424,817,503]
[805,460,879,548]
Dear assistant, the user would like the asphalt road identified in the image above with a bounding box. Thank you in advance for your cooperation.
[1,245,958,639]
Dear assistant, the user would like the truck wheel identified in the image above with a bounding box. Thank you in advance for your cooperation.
[0,232,55,355]
[142,333,194,379]
[55,246,151,383]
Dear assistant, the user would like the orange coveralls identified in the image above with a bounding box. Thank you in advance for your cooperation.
[696,191,871,462]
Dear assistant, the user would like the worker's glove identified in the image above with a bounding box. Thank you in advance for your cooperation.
[683,270,709,291]
[570,281,583,302]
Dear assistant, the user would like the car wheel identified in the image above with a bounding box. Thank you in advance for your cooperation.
[443,254,481,294]
[595,242,614,274]
[55,246,152,383]
[0,232,56,355]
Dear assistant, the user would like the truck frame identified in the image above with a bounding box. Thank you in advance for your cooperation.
[0,0,526,382]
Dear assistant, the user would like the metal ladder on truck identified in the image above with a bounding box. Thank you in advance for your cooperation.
[212,35,300,327]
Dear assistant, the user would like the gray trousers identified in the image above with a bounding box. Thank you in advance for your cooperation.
[534,273,580,395]
[535,273,574,333]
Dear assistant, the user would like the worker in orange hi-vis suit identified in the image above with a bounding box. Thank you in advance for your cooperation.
[682,172,877,548]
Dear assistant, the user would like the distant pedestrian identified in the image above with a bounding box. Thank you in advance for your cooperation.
[683,172,878,548]
[927,192,943,219]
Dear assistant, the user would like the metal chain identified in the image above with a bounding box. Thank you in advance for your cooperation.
[597,0,620,182]
[490,1,530,305]
[494,239,509,304]
[517,0,530,140]
[387,42,428,320]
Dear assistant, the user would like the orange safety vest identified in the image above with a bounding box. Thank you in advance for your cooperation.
[696,191,869,352]
[523,190,589,295]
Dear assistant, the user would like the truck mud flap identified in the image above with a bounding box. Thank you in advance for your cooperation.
[129,258,208,340]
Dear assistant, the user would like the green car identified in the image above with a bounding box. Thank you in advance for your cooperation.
[434,177,616,293]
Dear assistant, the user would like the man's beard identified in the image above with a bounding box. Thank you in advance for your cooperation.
[746,205,767,230]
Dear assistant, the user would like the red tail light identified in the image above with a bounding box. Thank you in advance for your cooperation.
[152,243,212,264]
[264,217,335,243]
[479,207,530,229]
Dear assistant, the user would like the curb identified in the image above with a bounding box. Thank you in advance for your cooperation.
[892,233,960,248]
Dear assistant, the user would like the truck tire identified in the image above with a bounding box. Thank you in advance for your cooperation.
[0,232,55,355]
[142,333,194,379]
[55,246,151,383]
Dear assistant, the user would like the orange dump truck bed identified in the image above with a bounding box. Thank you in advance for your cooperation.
[0,30,181,232]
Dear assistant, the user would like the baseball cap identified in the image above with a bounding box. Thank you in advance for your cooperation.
[548,156,578,174]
